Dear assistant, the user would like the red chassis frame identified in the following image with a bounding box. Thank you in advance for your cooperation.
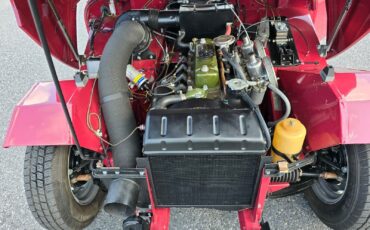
[4,0,370,229]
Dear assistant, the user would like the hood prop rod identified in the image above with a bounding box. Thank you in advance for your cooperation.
[46,0,81,65]
[28,0,94,161]
[318,0,353,57]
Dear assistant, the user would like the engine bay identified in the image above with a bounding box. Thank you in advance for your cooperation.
[84,0,300,214]
[85,1,293,128]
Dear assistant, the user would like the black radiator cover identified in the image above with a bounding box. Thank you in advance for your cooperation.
[143,107,267,209]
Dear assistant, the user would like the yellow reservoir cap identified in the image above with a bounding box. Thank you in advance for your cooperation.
[271,118,306,162]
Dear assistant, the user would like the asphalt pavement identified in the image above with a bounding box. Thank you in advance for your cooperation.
[1,1,370,229]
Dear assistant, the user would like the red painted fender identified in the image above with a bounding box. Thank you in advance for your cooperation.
[3,80,105,153]
[278,68,370,151]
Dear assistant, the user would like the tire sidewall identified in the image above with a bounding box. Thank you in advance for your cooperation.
[52,146,105,229]
[305,145,368,229]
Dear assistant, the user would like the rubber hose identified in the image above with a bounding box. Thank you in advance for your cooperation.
[98,21,149,168]
[267,84,291,127]
[241,91,271,150]
[115,10,180,30]
[177,30,190,49]
[221,48,247,81]
[154,95,186,109]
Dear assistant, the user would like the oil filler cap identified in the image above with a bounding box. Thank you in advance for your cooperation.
[213,35,235,48]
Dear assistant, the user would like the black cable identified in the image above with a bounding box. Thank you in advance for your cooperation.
[240,91,271,150]
[89,7,109,55]
[28,0,97,161]
[221,48,247,81]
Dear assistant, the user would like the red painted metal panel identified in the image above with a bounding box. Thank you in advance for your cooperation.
[10,0,79,68]
[11,0,370,66]
[146,170,170,230]
[268,182,290,194]
[326,0,370,58]
[278,69,370,151]
[3,80,105,153]
[238,178,288,230]
[309,0,327,42]
[238,176,271,230]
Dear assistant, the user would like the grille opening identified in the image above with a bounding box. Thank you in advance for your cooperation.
[148,155,263,209]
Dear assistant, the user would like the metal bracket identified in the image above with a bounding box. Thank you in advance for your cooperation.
[74,72,89,88]
[320,65,335,82]
[226,78,259,91]
[317,44,328,57]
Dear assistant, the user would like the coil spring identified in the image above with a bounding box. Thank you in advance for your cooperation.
[271,169,301,183]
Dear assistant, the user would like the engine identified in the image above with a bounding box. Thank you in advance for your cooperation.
[95,0,292,217]
[140,5,278,209]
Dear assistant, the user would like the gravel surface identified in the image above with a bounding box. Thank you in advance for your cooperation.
[1,1,369,229]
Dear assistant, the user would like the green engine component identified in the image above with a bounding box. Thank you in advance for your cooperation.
[194,38,220,90]
[186,87,208,99]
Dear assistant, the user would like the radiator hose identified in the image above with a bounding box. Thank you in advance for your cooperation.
[98,20,150,168]
[241,91,271,150]
[267,84,291,127]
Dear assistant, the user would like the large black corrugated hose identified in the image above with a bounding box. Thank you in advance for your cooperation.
[98,21,148,168]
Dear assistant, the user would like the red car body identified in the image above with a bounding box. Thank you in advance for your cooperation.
[4,0,370,229]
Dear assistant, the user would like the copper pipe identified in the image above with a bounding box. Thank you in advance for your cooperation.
[217,50,227,96]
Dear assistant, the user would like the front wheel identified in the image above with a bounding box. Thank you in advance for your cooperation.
[305,144,370,229]
[24,146,105,230]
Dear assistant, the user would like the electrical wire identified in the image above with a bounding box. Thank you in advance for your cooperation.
[230,7,250,41]
[156,56,185,84]
[152,30,177,40]
[254,0,276,19]
[236,19,277,41]
[151,85,175,96]
[89,8,109,56]
[153,33,168,63]
[86,78,142,147]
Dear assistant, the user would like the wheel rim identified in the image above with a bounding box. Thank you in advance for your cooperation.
[312,146,349,204]
[67,147,100,206]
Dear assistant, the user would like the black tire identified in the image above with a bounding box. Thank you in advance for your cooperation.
[24,146,105,230]
[305,144,370,229]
